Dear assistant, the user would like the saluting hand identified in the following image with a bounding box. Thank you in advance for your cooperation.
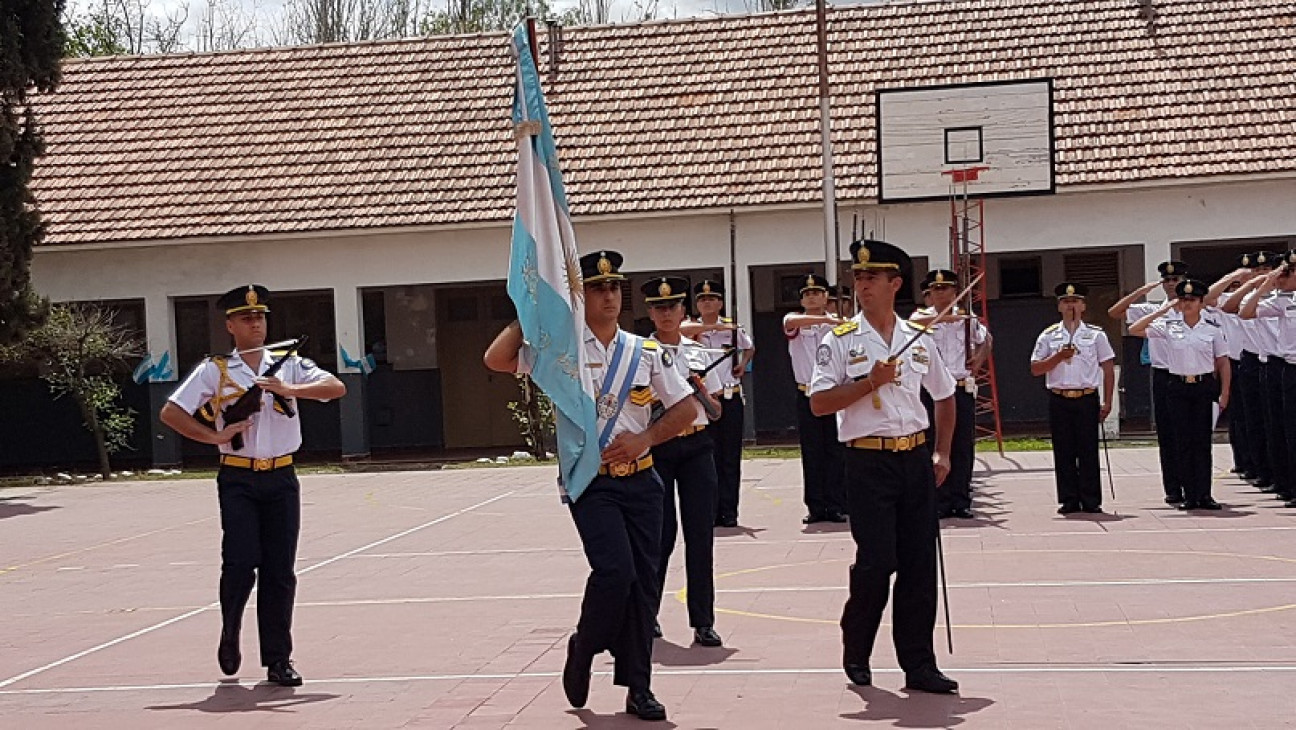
[213,420,253,445]
[932,451,951,487]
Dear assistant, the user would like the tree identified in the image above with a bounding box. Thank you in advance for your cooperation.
[506,374,554,460]
[274,0,426,45]
[63,8,129,56]
[0,304,145,477]
[421,0,550,35]
[560,0,612,26]
[0,0,64,345]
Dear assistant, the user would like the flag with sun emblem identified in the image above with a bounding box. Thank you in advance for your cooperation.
[507,24,600,501]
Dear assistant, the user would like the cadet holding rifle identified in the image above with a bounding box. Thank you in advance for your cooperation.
[159,285,346,686]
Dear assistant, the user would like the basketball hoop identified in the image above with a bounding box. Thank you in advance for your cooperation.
[942,166,990,184]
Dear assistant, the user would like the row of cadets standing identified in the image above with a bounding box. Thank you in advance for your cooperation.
[1235,251,1296,508]
[1030,283,1116,514]
[484,251,698,721]
[1203,260,1259,486]
[910,269,992,520]
[1128,279,1230,510]
[783,273,848,524]
[639,276,725,649]
[1108,261,1188,504]
[681,280,755,528]
[808,239,961,695]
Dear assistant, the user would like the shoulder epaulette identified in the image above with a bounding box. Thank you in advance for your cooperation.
[1084,322,1102,330]
[1044,323,1061,332]
[832,320,859,337]
[721,317,733,323]
[269,349,291,358]
[641,339,659,351]
[906,321,933,334]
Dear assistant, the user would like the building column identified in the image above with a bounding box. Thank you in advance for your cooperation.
[143,294,182,468]
[333,285,370,460]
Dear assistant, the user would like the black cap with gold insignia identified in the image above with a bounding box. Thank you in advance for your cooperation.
[218,284,271,316]
[1157,260,1188,279]
[579,250,626,284]
[1238,252,1255,268]
[849,238,911,281]
[1054,282,1088,300]
[1175,279,1206,299]
[693,278,725,299]
[1253,251,1280,269]
[641,275,689,305]
[799,274,830,295]
[921,269,958,291]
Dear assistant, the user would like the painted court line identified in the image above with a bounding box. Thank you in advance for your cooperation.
[6,664,1296,696]
[0,490,517,691]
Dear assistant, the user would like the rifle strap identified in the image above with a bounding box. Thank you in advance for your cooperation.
[208,356,247,416]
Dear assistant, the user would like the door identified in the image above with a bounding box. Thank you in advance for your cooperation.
[437,286,525,449]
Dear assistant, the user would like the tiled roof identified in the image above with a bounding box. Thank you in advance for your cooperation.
[30,0,1296,245]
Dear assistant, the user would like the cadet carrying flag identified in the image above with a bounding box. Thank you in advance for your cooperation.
[507,24,600,502]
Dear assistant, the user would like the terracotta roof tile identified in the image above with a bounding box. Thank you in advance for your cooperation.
[29,0,1296,245]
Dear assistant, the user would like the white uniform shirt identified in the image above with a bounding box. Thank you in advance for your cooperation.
[809,315,957,440]
[652,335,722,428]
[1214,307,1249,361]
[1144,317,1227,375]
[1126,302,1181,368]
[783,313,838,387]
[910,306,988,381]
[520,328,691,455]
[1244,291,1282,360]
[694,318,754,392]
[1031,322,1116,390]
[168,350,335,458]
[1252,291,1296,363]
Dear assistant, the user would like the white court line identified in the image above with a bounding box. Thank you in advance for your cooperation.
[6,664,1296,696]
[0,490,517,691]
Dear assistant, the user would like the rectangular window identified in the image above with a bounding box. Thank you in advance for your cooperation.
[999,257,1042,298]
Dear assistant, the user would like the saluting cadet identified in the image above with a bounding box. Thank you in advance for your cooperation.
[1033,283,1116,515]
[911,269,991,520]
[681,279,755,528]
[1130,279,1230,510]
[641,276,725,648]
[809,239,960,695]
[1221,253,1281,494]
[1109,261,1187,504]
[784,273,847,524]
[484,251,695,722]
[159,285,346,687]
[1205,264,1260,483]
[1239,251,1296,508]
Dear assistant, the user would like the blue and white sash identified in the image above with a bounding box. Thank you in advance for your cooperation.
[595,331,643,450]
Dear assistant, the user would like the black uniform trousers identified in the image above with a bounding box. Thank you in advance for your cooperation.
[652,429,717,629]
[1048,391,1102,509]
[796,392,846,517]
[923,387,976,513]
[216,464,301,666]
[841,446,939,674]
[1265,359,1291,498]
[569,470,663,692]
[1151,367,1183,500]
[1239,352,1271,484]
[1281,360,1296,497]
[710,393,744,523]
[1166,375,1218,503]
[1226,358,1252,475]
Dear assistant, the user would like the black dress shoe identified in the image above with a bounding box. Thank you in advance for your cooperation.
[1164,494,1185,505]
[1257,482,1276,492]
[1284,499,1296,509]
[217,628,240,676]
[802,513,825,524]
[266,659,302,687]
[843,663,872,686]
[937,508,954,519]
[827,510,848,523]
[1196,498,1222,510]
[652,621,662,639]
[562,634,591,708]
[625,689,667,721]
[716,516,738,528]
[693,626,722,647]
[905,666,959,694]
[1057,503,1081,515]
[1177,500,1200,510]
[1082,505,1103,514]
[949,507,975,519]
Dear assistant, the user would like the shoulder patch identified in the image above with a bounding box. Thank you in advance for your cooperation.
[832,320,859,337]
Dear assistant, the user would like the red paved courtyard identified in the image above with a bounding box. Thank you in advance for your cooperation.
[3,445,1295,728]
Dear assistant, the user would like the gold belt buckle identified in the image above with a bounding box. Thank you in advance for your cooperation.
[1185,375,1198,383]
[893,436,911,451]
[255,458,272,471]
[611,462,632,477]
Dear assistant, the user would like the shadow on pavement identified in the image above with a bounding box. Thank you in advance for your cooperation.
[145,680,340,714]
[652,637,738,667]
[570,708,679,729]
[841,684,994,727]
[0,497,59,520]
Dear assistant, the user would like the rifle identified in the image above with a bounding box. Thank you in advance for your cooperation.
[728,209,740,374]
[221,336,308,451]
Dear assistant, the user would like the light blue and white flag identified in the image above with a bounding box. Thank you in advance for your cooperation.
[508,24,599,502]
